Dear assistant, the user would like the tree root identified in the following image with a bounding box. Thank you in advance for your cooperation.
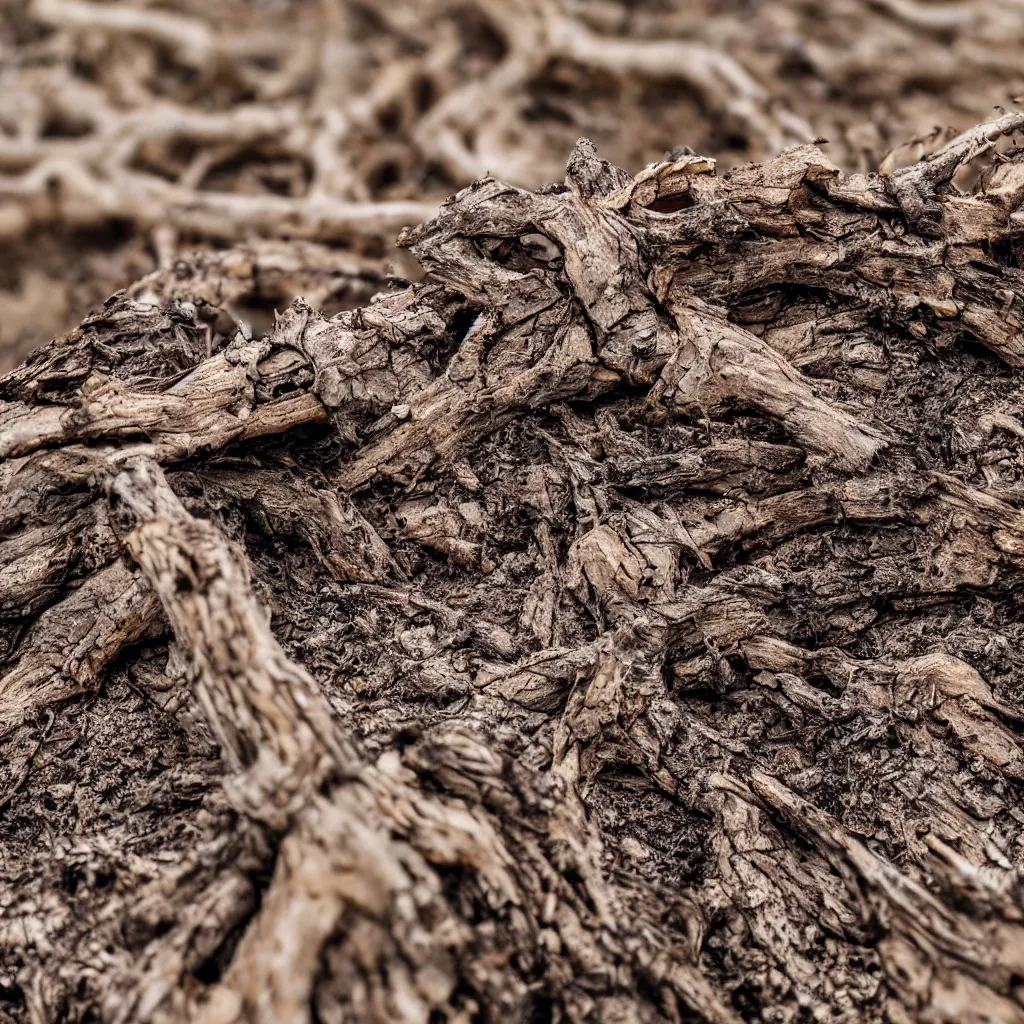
[6,117,1024,1022]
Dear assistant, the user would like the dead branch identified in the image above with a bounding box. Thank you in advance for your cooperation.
[6,114,1024,1024]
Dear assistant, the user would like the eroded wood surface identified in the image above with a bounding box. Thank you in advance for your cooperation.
[4,117,1024,1022]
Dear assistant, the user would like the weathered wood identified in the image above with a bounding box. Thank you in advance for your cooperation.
[5,117,1024,1023]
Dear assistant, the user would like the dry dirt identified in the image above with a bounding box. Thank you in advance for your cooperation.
[5,4,1024,1024]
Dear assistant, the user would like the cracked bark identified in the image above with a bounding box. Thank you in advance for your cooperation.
[5,116,1024,1023]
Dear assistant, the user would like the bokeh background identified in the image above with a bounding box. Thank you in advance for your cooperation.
[2,0,1023,370]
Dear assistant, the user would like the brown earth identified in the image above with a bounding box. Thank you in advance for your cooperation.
[5,4,1024,1024]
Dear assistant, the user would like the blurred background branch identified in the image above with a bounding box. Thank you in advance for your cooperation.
[1,0,1023,368]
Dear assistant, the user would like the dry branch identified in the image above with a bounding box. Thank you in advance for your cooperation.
[5,0,1024,370]
[6,113,1024,1024]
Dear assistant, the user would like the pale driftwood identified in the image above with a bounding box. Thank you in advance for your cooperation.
[6,116,1024,1023]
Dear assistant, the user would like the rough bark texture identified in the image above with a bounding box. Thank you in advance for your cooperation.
[6,113,1024,1024]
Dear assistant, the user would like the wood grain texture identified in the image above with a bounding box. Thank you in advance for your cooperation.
[4,117,1024,1022]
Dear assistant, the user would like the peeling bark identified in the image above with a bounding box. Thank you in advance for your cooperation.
[5,117,1024,1024]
